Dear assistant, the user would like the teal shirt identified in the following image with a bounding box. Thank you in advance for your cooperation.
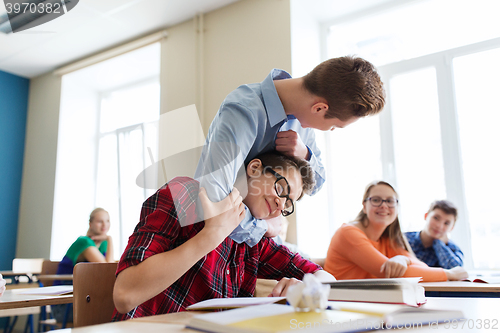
[65,236,107,265]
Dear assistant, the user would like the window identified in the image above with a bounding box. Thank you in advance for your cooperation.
[51,43,160,261]
[297,0,500,269]
[95,81,160,253]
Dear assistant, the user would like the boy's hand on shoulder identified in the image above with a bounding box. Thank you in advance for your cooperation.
[268,277,302,297]
[275,130,310,160]
[199,187,245,243]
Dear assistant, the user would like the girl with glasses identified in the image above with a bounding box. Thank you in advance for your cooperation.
[324,181,468,282]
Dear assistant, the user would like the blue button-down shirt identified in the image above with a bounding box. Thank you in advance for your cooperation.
[195,69,325,247]
[405,231,464,269]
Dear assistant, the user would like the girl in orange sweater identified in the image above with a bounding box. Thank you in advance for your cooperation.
[324,181,468,282]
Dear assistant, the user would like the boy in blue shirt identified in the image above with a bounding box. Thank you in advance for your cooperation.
[406,200,464,269]
[195,56,386,247]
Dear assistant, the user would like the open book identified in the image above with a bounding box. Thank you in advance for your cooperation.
[188,303,379,333]
[324,277,425,307]
[186,297,287,310]
[462,276,500,284]
[187,302,464,333]
[13,285,73,296]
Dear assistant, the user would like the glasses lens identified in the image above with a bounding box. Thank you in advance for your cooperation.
[275,178,289,197]
[386,199,397,207]
[370,197,382,206]
[282,199,294,216]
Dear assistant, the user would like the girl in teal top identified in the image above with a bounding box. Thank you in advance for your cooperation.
[56,207,114,276]
[53,208,114,324]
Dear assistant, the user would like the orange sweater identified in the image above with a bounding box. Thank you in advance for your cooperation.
[324,224,447,282]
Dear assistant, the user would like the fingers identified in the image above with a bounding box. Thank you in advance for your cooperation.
[270,279,286,297]
[276,130,297,139]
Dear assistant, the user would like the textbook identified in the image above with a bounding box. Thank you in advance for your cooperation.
[331,301,464,328]
[187,302,464,333]
[324,277,426,307]
[186,297,287,310]
[187,303,379,333]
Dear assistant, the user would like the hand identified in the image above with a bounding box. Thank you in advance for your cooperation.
[0,273,6,298]
[199,187,245,243]
[268,277,302,297]
[263,216,283,238]
[275,130,309,160]
[444,266,468,281]
[90,234,110,242]
[439,233,449,244]
[380,255,410,278]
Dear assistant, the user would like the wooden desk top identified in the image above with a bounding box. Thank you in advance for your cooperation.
[0,289,73,310]
[47,297,500,332]
[420,281,500,292]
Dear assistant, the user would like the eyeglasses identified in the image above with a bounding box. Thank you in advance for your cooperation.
[364,196,398,208]
[262,166,294,217]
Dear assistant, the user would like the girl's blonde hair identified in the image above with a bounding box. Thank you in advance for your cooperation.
[354,181,414,254]
[89,207,108,222]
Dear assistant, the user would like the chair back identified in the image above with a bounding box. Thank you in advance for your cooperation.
[12,258,44,273]
[73,262,118,327]
[38,260,60,287]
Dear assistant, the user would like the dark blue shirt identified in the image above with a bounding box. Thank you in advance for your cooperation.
[405,231,463,269]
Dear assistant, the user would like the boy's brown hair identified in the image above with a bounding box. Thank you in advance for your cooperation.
[427,200,458,221]
[303,55,385,121]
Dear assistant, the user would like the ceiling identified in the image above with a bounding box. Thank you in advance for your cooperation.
[0,0,396,78]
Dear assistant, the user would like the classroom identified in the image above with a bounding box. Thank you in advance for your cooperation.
[1,0,499,332]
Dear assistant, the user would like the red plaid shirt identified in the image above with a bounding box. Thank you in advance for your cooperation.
[112,177,321,321]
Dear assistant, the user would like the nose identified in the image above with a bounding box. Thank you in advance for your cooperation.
[379,201,390,208]
[275,196,286,211]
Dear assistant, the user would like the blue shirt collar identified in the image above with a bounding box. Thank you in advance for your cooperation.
[261,69,292,127]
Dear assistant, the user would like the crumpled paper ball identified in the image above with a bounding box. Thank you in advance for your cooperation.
[286,273,330,312]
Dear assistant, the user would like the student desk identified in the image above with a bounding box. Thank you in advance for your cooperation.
[46,297,500,333]
[0,289,73,310]
[421,281,500,298]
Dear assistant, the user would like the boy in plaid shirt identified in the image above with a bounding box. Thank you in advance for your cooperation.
[405,200,464,269]
[112,152,334,320]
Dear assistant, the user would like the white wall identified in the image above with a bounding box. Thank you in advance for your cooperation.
[16,72,61,258]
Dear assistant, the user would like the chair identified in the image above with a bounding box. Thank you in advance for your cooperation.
[38,260,61,331]
[73,262,118,327]
[38,260,60,287]
[11,258,44,284]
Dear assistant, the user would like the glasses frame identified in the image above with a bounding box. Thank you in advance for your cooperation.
[262,165,294,217]
[364,196,399,208]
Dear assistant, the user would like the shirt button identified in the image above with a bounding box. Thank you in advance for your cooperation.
[226,269,230,275]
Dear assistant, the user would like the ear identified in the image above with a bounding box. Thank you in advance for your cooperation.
[424,212,429,220]
[246,159,263,177]
[310,101,329,116]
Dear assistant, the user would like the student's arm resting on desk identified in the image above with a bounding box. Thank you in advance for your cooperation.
[256,238,333,297]
[433,239,464,269]
[113,185,244,314]
[330,226,447,282]
[194,104,267,246]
